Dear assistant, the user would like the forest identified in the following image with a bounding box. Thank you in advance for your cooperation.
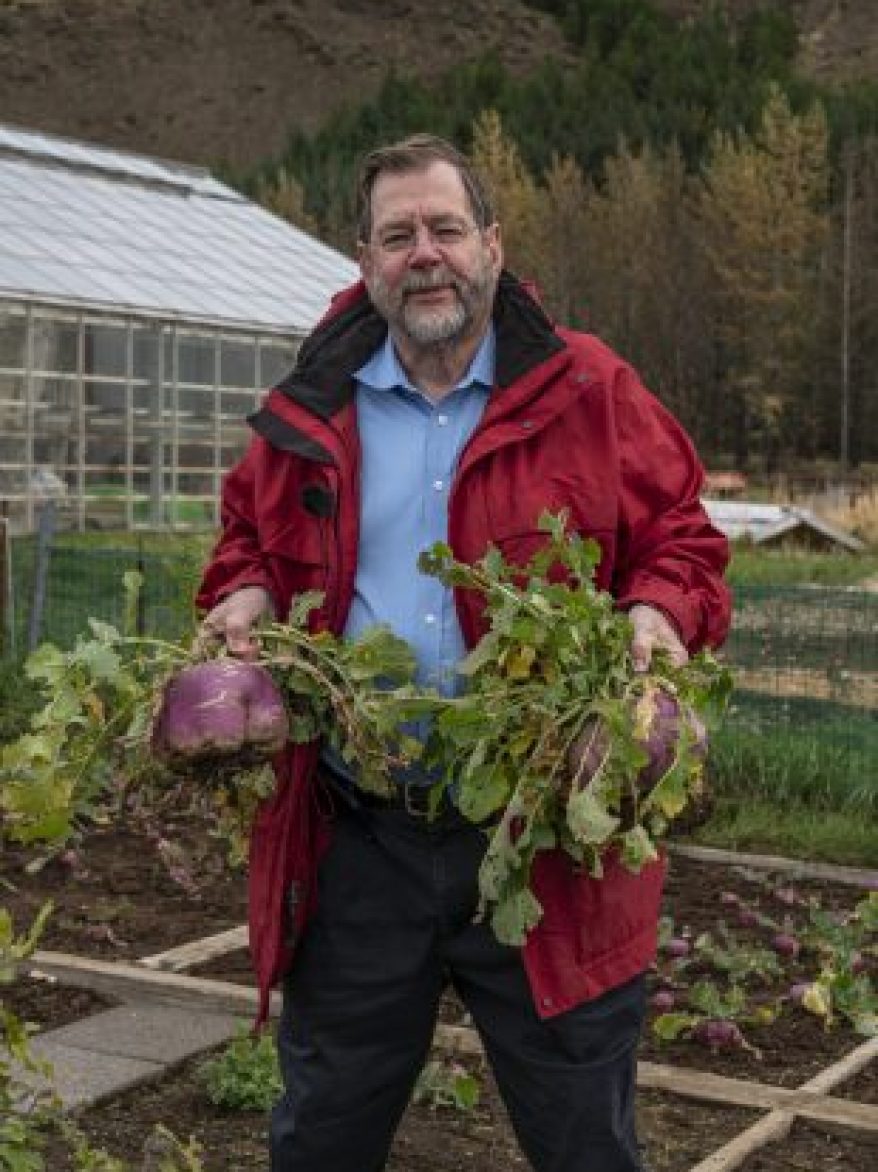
[236,1,878,474]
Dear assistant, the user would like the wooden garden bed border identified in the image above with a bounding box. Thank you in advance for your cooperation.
[29,949,878,1142]
[25,841,878,1170]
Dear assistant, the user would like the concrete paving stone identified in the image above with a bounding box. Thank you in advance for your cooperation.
[35,1003,242,1065]
[22,1039,164,1110]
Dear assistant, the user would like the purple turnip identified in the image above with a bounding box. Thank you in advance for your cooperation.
[789,982,812,1007]
[664,936,691,959]
[651,989,676,1012]
[691,1018,747,1052]
[771,932,801,959]
[151,659,290,765]
[564,683,707,800]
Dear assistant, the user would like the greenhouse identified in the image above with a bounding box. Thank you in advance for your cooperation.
[0,124,358,532]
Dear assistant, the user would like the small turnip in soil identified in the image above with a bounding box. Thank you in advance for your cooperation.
[664,937,691,958]
[651,989,676,1012]
[151,659,290,766]
[692,1019,747,1052]
[771,932,801,959]
[789,982,813,1007]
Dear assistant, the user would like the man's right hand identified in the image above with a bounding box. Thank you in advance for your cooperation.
[199,585,274,660]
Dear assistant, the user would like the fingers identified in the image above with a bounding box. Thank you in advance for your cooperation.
[200,586,273,659]
[628,604,688,673]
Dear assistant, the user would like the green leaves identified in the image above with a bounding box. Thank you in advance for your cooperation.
[418,511,731,945]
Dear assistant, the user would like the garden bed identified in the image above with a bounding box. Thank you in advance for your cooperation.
[2,972,116,1032]
[0,817,247,960]
[736,1119,877,1170]
[2,820,875,1105]
[37,1050,760,1172]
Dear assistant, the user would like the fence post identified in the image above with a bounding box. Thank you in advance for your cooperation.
[27,501,57,653]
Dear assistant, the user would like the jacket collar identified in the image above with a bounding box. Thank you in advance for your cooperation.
[274,271,566,420]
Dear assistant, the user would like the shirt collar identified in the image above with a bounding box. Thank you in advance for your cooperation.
[355,325,496,397]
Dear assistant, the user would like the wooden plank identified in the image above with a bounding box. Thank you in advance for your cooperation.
[637,1060,878,1129]
[30,949,280,1018]
[668,843,878,888]
[687,1112,795,1172]
[138,924,248,972]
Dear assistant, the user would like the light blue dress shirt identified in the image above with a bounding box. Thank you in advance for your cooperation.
[323,327,494,788]
[345,327,494,695]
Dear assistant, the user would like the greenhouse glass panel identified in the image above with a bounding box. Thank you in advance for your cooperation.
[0,310,27,370]
[177,385,214,420]
[220,388,257,422]
[178,333,216,386]
[259,341,296,387]
[133,325,161,382]
[220,339,256,388]
[84,322,128,378]
[0,372,26,405]
[32,318,78,374]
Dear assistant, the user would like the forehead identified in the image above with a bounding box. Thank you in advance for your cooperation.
[369,160,471,228]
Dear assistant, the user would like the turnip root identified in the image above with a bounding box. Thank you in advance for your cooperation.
[692,1018,747,1052]
[651,989,676,1012]
[771,932,801,959]
[151,659,290,765]
[565,682,707,798]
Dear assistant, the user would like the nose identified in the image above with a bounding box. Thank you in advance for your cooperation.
[407,225,443,266]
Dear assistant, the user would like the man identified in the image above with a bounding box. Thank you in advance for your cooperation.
[197,134,731,1171]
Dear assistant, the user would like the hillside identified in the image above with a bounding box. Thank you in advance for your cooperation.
[0,0,875,171]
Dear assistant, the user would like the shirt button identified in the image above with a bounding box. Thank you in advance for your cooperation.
[541,995,554,1010]
[432,479,444,491]
[437,414,449,426]
[424,614,437,625]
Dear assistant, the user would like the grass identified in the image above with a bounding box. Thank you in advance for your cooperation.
[728,547,878,587]
[3,532,876,867]
[691,798,878,869]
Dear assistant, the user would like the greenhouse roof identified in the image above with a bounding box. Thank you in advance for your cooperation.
[0,123,359,333]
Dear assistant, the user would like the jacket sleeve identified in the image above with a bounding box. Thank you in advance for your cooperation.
[195,439,278,615]
[611,364,731,652]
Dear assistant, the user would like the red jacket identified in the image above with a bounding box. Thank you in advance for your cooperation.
[197,274,731,1024]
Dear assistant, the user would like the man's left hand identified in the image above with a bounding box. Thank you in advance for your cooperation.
[628,604,688,672]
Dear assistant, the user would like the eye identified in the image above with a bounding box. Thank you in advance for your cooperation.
[379,230,414,252]
[433,224,467,245]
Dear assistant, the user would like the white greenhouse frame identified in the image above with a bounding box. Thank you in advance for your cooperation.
[0,299,298,532]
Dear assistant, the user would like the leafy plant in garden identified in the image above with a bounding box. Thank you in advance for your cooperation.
[791,892,877,1036]
[412,1058,481,1113]
[0,576,426,865]
[418,511,732,945]
[198,1027,282,1111]
[652,977,775,1055]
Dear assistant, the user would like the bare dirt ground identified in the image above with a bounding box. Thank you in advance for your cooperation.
[0,0,874,174]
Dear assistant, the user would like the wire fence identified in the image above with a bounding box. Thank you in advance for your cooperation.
[2,527,876,812]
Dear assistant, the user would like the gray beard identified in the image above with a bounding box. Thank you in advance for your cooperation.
[401,294,469,346]
[370,266,493,351]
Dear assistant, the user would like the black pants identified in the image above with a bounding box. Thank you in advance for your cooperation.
[270,804,646,1172]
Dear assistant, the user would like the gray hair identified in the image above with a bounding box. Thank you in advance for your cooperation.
[356,133,494,241]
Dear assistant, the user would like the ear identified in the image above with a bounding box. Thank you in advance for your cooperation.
[484,222,503,278]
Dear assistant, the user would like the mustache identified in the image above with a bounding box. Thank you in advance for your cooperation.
[400,270,461,295]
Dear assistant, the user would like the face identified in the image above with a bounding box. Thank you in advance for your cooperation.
[358,160,503,350]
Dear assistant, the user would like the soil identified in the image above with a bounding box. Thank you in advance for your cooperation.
[0,815,248,959]
[737,1120,878,1171]
[2,971,116,1031]
[3,823,875,1087]
[2,821,876,1169]
[37,1050,760,1172]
